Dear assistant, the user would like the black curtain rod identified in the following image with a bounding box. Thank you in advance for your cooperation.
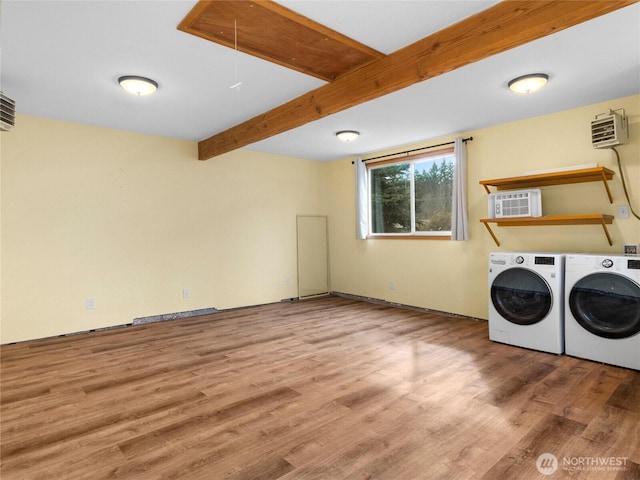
[352,136,473,164]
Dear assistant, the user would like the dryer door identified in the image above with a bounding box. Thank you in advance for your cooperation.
[491,268,552,325]
[568,272,640,339]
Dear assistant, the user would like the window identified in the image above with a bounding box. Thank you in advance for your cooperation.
[368,148,454,237]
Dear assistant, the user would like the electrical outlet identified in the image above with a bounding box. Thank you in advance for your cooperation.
[285,276,291,285]
[86,298,96,310]
[618,205,630,219]
[389,281,396,290]
[183,288,190,299]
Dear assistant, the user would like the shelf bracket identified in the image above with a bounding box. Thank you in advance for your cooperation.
[600,170,613,203]
[600,218,613,246]
[481,221,500,246]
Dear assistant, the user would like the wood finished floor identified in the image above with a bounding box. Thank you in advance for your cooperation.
[1,296,639,480]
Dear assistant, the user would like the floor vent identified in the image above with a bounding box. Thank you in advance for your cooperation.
[133,307,218,325]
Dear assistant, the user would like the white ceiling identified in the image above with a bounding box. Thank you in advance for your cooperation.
[1,1,639,162]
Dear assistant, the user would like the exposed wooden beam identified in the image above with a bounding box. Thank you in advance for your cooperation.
[198,0,638,160]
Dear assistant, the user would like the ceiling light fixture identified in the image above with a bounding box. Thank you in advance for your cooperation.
[336,130,359,142]
[508,73,548,94]
[118,76,158,96]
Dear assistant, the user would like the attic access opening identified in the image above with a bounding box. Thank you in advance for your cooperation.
[178,0,384,82]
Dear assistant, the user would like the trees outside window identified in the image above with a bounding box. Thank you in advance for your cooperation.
[369,150,454,236]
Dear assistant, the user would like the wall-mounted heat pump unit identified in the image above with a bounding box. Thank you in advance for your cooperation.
[0,92,16,132]
[591,109,628,149]
[488,189,542,219]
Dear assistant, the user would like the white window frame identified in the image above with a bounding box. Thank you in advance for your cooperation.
[366,147,455,239]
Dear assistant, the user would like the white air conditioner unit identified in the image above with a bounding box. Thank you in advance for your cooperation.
[488,189,542,219]
[591,109,628,149]
[0,92,16,132]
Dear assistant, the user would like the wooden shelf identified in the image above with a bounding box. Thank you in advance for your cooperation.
[479,166,615,203]
[480,214,614,247]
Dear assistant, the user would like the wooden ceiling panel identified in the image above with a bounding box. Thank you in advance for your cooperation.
[178,0,384,82]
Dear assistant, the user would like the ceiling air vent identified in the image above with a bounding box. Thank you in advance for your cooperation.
[0,92,16,132]
[591,109,628,149]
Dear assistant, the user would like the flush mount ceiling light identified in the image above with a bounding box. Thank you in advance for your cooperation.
[118,76,158,96]
[508,73,548,94]
[336,130,360,142]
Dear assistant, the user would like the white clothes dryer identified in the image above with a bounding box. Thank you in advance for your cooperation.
[488,252,565,354]
[565,254,640,370]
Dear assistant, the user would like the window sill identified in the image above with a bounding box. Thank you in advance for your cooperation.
[367,235,452,240]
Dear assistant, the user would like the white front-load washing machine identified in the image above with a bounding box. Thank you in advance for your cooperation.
[488,252,565,354]
[565,254,640,370]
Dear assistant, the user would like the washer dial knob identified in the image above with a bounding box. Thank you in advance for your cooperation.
[602,258,614,268]
[515,256,524,264]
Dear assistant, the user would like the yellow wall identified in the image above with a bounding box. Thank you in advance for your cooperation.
[327,95,640,319]
[2,95,638,343]
[1,116,327,343]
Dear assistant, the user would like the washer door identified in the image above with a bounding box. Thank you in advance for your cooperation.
[491,268,552,325]
[569,272,640,339]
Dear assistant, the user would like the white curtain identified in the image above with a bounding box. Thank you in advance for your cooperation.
[451,137,469,240]
[355,157,368,239]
